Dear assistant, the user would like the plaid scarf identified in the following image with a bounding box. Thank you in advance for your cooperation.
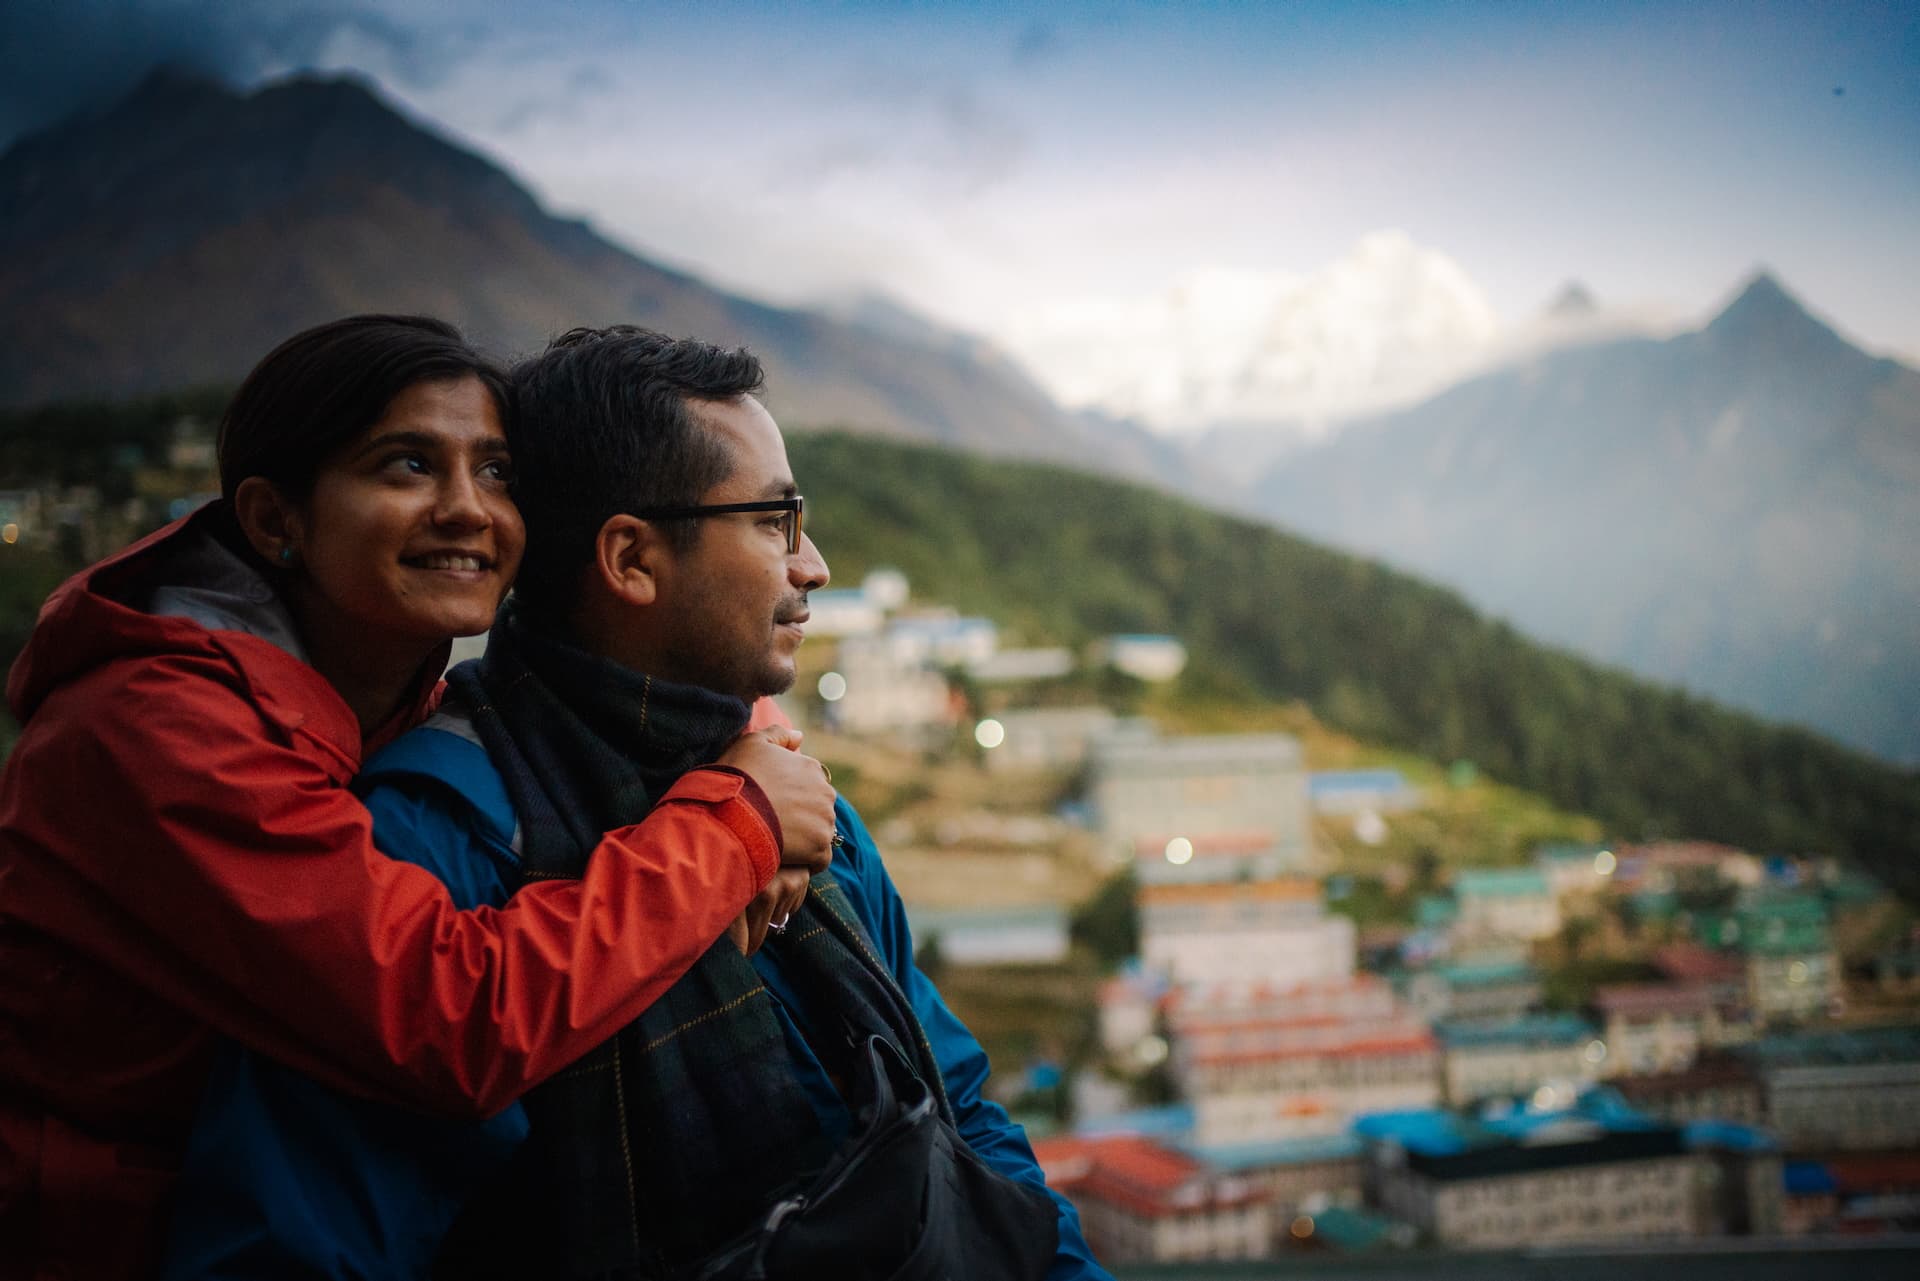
[438,602,948,1279]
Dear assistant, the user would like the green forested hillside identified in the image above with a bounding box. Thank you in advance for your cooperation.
[787,432,1920,898]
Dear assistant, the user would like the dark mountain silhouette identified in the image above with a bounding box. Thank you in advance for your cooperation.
[0,69,1176,481]
[1256,272,1920,764]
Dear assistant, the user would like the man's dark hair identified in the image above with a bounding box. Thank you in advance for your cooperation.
[509,325,764,608]
[217,314,508,501]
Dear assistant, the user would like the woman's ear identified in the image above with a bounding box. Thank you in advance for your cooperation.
[591,513,663,608]
[232,476,303,567]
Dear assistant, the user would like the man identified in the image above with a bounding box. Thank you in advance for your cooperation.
[168,327,1111,1279]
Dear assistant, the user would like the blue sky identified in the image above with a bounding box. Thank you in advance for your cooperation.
[7,1,1918,383]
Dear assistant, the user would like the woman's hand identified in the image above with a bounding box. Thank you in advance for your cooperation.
[717,726,835,875]
[726,868,813,957]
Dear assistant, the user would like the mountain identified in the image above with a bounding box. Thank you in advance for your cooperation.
[784,431,1920,899]
[0,70,1175,483]
[1254,272,1920,764]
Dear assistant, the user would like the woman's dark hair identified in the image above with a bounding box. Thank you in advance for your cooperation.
[216,314,510,500]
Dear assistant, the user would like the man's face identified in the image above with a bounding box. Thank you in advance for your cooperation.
[651,395,830,700]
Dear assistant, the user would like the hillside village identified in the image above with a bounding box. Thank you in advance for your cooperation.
[775,567,1920,1267]
[2,405,1918,1269]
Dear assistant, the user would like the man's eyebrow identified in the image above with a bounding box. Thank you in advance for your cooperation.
[754,479,798,500]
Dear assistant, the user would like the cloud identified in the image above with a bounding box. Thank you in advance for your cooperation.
[0,0,468,149]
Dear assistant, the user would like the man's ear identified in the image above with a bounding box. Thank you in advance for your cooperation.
[231,476,304,566]
[591,513,668,608]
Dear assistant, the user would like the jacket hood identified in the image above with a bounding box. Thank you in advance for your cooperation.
[6,506,446,757]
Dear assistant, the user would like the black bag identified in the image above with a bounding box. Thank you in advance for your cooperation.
[690,1036,1059,1281]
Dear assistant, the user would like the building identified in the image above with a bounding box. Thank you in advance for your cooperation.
[1434,1014,1603,1106]
[1307,770,1419,817]
[1592,983,1720,1077]
[819,634,956,740]
[1693,891,1841,1023]
[803,568,910,637]
[1138,879,1354,988]
[1034,1134,1272,1265]
[1686,1121,1784,1236]
[804,587,886,638]
[1400,957,1542,1025]
[965,646,1075,683]
[983,706,1138,774]
[1096,970,1167,1059]
[1170,976,1439,1146]
[1184,1133,1365,1231]
[1095,634,1188,683]
[1534,842,1617,905]
[1356,1106,1707,1247]
[1611,1053,1765,1128]
[1743,1024,1920,1151]
[882,611,998,667]
[1450,868,1560,947]
[903,904,1069,966]
[1089,731,1309,878]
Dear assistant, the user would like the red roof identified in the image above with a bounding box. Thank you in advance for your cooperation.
[1593,983,1715,1017]
[1654,943,1744,984]
[1824,1153,1920,1193]
[1186,1032,1437,1068]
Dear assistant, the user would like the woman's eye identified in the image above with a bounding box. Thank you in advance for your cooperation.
[480,459,515,484]
[382,453,430,476]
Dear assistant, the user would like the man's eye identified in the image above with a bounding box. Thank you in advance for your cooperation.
[382,453,430,476]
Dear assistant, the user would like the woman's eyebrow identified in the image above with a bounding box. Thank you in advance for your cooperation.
[348,430,511,458]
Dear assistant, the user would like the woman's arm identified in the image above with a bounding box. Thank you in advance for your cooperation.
[2,653,793,1117]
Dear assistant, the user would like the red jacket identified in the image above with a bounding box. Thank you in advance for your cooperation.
[0,513,782,1279]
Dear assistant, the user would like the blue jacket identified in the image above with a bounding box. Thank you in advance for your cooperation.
[163,720,1110,1281]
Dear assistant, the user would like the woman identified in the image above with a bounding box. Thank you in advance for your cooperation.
[0,315,832,1279]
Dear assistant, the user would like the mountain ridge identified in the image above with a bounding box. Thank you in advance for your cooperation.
[1252,275,1920,763]
[0,70,1182,486]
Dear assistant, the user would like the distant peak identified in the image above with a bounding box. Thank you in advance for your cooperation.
[1546,281,1598,317]
[1705,270,1841,350]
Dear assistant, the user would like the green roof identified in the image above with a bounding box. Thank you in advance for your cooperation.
[1454,868,1550,899]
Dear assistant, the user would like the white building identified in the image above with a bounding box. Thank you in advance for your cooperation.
[1138,879,1353,988]
[1095,634,1189,683]
[905,904,1069,966]
[1170,975,1439,1146]
[822,635,955,739]
[1090,732,1309,879]
[1451,868,1561,947]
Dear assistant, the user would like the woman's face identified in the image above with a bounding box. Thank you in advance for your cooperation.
[288,375,523,665]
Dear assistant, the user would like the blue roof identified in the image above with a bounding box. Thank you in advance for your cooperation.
[1308,770,1412,796]
[1684,1120,1778,1154]
[1783,1160,1838,1195]
[1436,1014,1594,1049]
[1356,1089,1662,1156]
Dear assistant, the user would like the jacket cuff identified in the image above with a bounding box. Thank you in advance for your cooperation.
[658,767,781,887]
[701,765,785,856]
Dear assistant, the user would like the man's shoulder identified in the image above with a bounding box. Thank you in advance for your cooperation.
[358,706,517,850]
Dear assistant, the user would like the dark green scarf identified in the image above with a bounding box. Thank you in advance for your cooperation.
[438,601,947,1279]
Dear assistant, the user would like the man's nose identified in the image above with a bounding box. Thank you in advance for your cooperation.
[790,532,829,591]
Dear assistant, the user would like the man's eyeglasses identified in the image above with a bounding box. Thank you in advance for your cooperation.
[630,496,805,554]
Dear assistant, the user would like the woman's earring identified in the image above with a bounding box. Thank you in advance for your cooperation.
[279,545,295,566]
